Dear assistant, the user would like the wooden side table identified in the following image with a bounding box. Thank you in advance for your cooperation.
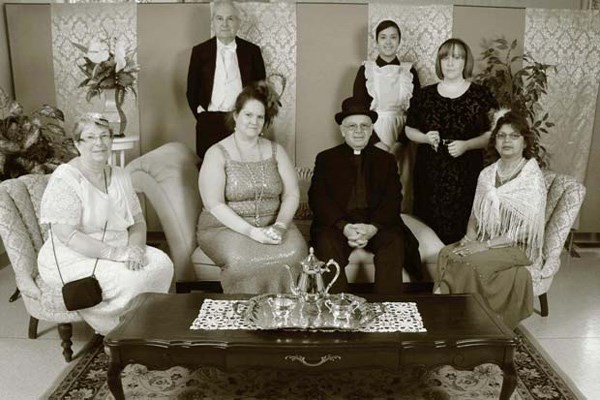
[110,136,139,168]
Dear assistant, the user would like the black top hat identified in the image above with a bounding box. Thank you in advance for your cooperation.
[334,97,378,125]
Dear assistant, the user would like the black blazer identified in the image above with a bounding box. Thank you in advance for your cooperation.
[186,36,266,118]
[308,144,404,234]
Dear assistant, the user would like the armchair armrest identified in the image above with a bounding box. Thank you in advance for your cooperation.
[126,142,202,281]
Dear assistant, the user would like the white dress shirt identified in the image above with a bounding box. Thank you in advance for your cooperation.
[207,39,243,112]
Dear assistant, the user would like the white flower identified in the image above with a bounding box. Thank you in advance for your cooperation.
[86,37,109,64]
[114,37,127,72]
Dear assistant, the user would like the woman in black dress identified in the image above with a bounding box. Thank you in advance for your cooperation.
[405,38,497,244]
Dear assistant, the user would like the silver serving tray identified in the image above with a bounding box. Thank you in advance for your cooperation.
[241,293,386,331]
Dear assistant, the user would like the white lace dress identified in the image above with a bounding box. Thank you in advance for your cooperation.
[37,164,173,335]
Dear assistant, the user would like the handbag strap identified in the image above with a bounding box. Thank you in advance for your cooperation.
[50,167,110,285]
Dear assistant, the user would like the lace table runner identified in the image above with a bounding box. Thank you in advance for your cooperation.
[190,299,426,333]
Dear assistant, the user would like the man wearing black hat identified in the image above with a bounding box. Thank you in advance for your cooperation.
[308,97,421,294]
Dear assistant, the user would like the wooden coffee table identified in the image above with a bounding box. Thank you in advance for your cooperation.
[104,292,517,400]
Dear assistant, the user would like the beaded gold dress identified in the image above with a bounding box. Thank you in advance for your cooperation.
[196,142,307,294]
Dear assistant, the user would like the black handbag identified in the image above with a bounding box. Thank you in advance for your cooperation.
[50,169,108,311]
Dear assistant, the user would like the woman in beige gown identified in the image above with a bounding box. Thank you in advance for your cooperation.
[197,81,307,294]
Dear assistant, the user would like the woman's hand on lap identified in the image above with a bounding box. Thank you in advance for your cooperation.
[250,227,282,245]
[453,241,488,257]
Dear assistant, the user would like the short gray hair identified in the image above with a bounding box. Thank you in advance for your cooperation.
[71,113,113,142]
[211,0,240,19]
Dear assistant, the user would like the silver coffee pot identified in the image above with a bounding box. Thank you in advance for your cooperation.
[285,247,341,303]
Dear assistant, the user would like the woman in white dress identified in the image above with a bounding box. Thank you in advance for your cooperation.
[37,113,173,335]
[353,20,420,210]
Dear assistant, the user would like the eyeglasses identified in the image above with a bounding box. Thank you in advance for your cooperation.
[79,134,112,144]
[496,133,522,141]
[342,123,372,132]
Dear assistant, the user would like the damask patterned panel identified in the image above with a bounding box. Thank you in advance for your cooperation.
[368,4,453,87]
[51,3,139,137]
[525,9,600,182]
[210,2,297,161]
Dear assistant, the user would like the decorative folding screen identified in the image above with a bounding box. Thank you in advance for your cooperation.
[215,2,297,161]
[525,9,600,181]
[51,3,140,136]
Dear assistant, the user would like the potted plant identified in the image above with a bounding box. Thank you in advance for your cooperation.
[72,35,139,137]
[473,37,555,167]
[0,87,77,181]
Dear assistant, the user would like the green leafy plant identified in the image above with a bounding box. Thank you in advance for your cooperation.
[0,87,77,180]
[473,37,556,166]
[72,34,139,136]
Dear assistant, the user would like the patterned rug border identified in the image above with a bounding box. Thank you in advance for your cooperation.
[48,328,583,400]
[516,326,586,399]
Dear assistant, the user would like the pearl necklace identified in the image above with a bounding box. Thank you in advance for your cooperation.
[233,135,265,227]
[497,157,525,185]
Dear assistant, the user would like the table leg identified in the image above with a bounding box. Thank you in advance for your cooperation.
[500,359,517,400]
[107,359,125,400]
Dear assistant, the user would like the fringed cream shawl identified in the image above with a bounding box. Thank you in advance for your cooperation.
[472,159,546,261]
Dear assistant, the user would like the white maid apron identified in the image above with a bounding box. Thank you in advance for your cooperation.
[364,61,414,149]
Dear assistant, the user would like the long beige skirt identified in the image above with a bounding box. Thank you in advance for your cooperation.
[435,243,534,329]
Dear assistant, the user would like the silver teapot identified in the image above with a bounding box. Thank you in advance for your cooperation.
[285,247,341,303]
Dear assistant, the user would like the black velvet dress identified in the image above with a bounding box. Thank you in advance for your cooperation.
[405,83,497,244]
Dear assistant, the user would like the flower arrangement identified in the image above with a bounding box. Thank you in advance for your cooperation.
[0,87,77,180]
[72,35,139,136]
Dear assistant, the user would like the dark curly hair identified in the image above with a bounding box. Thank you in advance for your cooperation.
[485,110,547,168]
[227,80,281,131]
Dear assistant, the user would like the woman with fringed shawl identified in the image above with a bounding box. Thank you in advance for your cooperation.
[434,110,547,329]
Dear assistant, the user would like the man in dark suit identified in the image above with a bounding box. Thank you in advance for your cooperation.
[186,0,266,158]
[308,97,421,294]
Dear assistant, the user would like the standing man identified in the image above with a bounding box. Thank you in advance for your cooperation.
[186,0,266,158]
[308,97,421,294]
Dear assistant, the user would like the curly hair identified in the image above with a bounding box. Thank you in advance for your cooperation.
[227,81,281,131]
[485,110,546,168]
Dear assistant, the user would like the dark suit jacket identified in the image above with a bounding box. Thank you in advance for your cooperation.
[308,144,404,234]
[308,143,422,279]
[186,36,266,119]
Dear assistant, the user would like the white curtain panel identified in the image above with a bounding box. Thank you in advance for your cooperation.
[525,9,600,181]
[368,4,453,87]
[212,2,297,162]
[51,3,139,136]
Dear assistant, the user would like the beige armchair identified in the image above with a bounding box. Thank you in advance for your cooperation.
[0,175,82,361]
[531,171,586,316]
[126,142,445,292]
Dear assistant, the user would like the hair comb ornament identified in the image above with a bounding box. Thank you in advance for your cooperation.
[491,108,511,131]
[263,73,287,120]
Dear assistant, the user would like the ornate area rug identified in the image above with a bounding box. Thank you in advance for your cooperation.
[49,329,580,400]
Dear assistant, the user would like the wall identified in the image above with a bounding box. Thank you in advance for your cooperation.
[3,1,599,234]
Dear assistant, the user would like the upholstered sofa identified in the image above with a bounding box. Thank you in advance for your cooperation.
[127,142,586,317]
[126,142,445,292]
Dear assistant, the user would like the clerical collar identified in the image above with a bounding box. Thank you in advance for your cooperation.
[353,149,362,155]
[376,56,400,67]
